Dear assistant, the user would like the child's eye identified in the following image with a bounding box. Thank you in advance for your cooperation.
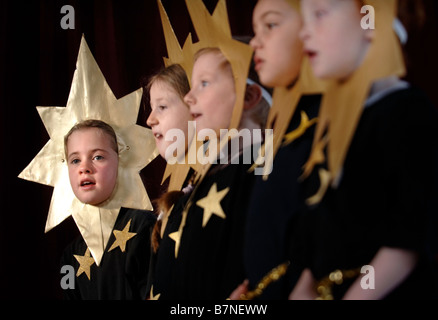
[315,9,327,19]
[70,159,80,165]
[201,80,209,87]
[93,155,104,161]
[266,22,278,30]
[158,105,167,111]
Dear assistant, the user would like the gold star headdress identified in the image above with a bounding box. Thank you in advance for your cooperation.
[186,0,253,133]
[156,0,200,191]
[158,0,195,79]
[155,0,254,259]
[18,36,158,265]
[303,0,405,191]
[157,0,253,190]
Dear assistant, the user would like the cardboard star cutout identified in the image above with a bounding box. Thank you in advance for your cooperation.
[159,136,203,192]
[196,183,229,227]
[108,219,137,252]
[74,247,95,280]
[158,0,254,258]
[18,36,158,265]
[157,0,253,190]
[168,230,182,259]
[161,0,253,151]
[186,0,253,134]
[158,0,196,79]
[303,0,405,189]
[157,0,201,192]
[282,111,318,147]
[149,286,161,300]
[169,201,192,259]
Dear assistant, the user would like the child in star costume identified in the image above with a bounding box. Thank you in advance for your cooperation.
[230,0,322,300]
[61,120,156,300]
[288,0,438,300]
[145,64,194,251]
[147,64,194,165]
[149,45,271,299]
[18,36,158,300]
[142,64,197,294]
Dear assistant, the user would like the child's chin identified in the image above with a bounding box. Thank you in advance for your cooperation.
[259,75,275,88]
[79,197,104,206]
[314,69,331,81]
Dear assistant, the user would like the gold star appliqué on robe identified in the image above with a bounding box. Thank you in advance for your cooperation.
[108,219,137,253]
[196,183,229,227]
[74,247,95,280]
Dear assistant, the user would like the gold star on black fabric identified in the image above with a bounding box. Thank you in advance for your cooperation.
[108,219,137,253]
[74,248,95,280]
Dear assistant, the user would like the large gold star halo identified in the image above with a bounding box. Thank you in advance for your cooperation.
[304,0,405,188]
[157,0,195,75]
[157,0,254,258]
[185,0,253,133]
[159,0,253,135]
[18,36,158,265]
[157,0,201,191]
[157,0,253,189]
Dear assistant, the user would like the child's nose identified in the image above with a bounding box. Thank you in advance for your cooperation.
[299,25,310,41]
[79,161,92,174]
[146,109,158,127]
[249,34,261,50]
[184,90,195,106]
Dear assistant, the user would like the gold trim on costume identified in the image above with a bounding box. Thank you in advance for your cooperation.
[239,262,290,300]
[315,268,361,300]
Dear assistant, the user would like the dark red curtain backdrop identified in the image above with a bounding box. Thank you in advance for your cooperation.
[0,0,437,299]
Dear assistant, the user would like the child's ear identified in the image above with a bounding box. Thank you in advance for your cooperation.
[243,84,262,110]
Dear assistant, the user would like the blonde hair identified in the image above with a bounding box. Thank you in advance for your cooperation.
[64,119,118,158]
[147,64,190,102]
[194,47,230,67]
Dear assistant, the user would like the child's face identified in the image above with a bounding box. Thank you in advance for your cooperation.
[300,0,371,81]
[184,51,236,136]
[66,127,119,206]
[147,80,193,160]
[251,0,304,87]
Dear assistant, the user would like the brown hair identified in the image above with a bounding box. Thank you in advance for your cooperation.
[141,64,190,126]
[151,190,185,253]
[142,65,191,251]
[147,64,190,103]
[64,119,118,158]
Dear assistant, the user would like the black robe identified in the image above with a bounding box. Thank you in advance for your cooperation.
[289,86,438,299]
[150,149,257,300]
[61,207,156,300]
[244,94,321,299]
